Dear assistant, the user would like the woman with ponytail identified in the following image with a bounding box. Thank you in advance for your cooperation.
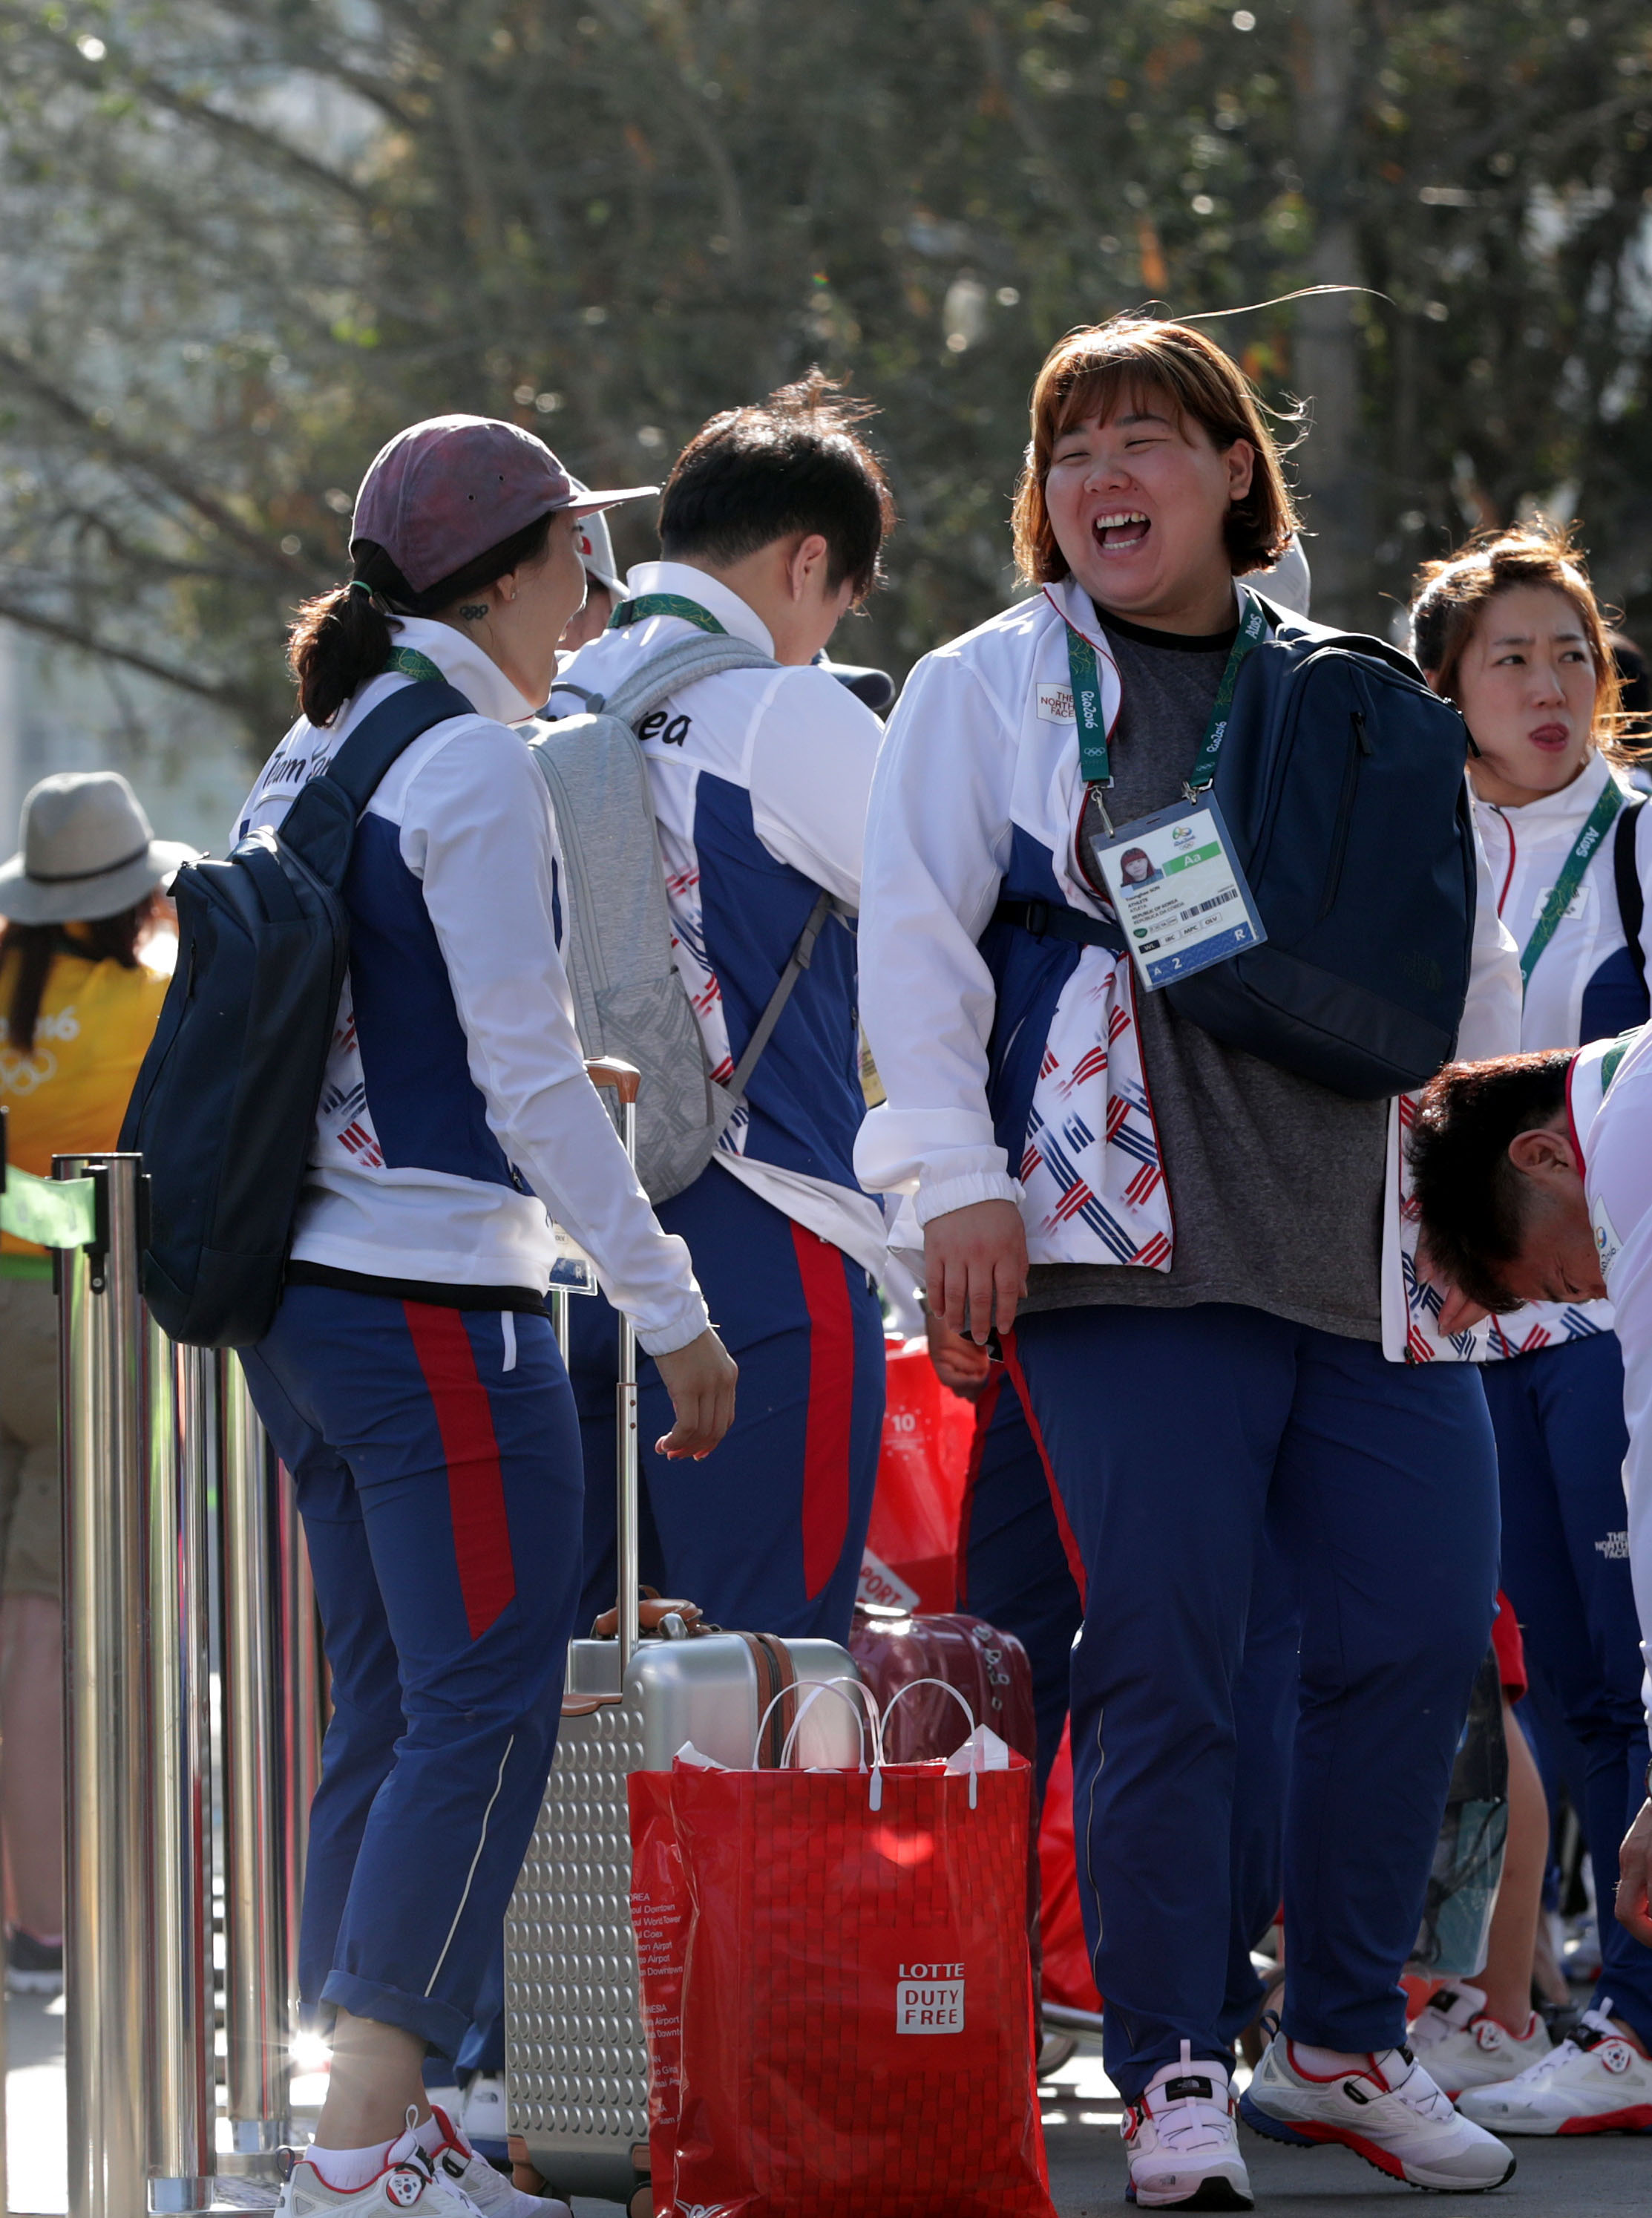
[235,417,738,2218]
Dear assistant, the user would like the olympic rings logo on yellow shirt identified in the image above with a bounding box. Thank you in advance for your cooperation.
[0,1045,58,1096]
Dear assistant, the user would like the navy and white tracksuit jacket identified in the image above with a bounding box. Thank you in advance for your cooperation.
[855,579,1521,2097]
[1461,756,1652,2046]
[235,618,708,2053]
[548,561,888,1643]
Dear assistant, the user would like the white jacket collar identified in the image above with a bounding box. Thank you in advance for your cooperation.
[389,615,537,724]
[1475,749,1619,838]
[624,559,776,657]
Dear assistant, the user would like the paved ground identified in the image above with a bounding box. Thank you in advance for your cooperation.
[1040,2045,1650,2217]
[7,1993,1646,2214]
[1045,2117,1651,2215]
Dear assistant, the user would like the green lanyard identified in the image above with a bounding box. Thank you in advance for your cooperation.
[1601,1029,1638,1093]
[1518,781,1624,991]
[1063,589,1269,831]
[608,592,728,638]
[385,646,445,682]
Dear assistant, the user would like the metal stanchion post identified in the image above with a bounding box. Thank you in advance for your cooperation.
[58,1154,148,2218]
[218,1353,290,2165]
[278,1476,324,2036]
[146,1332,214,2210]
[615,1090,640,1669]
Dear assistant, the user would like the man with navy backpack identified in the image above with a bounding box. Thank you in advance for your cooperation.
[857,318,1524,2206]
[549,372,896,1646]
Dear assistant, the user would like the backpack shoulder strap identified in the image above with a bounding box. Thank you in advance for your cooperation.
[557,633,777,729]
[1613,794,1648,988]
[1250,594,1429,687]
[323,678,476,812]
[714,888,845,1126]
[281,678,474,866]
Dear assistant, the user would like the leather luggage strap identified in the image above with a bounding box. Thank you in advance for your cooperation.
[741,1633,799,1767]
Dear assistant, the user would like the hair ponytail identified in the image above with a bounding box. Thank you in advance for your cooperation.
[286,513,557,729]
[286,580,395,729]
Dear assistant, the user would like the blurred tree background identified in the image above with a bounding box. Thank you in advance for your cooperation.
[1,0,1650,750]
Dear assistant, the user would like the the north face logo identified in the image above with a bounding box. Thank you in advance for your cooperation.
[1596,1531,1630,1560]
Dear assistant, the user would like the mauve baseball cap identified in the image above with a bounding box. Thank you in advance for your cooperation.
[351,414,656,595]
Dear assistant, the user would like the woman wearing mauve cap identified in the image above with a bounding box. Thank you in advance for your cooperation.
[234,416,737,2218]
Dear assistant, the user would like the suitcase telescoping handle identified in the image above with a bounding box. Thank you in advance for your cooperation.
[585,1058,643,1671]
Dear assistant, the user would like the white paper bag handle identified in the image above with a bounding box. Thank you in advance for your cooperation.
[878,1677,985,1806]
[753,1675,882,1773]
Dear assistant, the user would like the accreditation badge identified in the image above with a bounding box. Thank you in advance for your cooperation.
[1087,794,1267,992]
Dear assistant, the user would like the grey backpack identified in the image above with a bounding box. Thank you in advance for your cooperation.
[530,634,838,1202]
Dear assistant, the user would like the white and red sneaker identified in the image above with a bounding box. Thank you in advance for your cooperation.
[1457,2003,1652,2135]
[277,2129,479,2218]
[1406,1983,1551,2098]
[426,2108,570,2218]
[1239,2033,1515,2189]
[1122,2042,1253,2209]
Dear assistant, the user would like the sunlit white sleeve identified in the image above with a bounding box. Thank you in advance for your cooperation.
[1456,808,1522,1059]
[744,666,881,907]
[1588,1049,1652,1749]
[853,650,1018,1225]
[401,725,709,1356]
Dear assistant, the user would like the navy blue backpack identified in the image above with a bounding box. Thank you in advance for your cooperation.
[119,678,471,1347]
[1162,601,1477,1098]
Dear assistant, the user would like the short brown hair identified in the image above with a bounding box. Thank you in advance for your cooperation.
[1011,316,1299,586]
[1409,521,1627,760]
[659,369,895,598]
[1407,1050,1573,1312]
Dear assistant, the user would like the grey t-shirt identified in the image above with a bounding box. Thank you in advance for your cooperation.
[1018,608,1386,1341]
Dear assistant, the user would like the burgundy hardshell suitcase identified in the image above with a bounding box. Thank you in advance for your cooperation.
[848,1606,1038,1763]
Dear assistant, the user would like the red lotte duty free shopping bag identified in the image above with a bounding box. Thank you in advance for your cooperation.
[628,1739,1056,2218]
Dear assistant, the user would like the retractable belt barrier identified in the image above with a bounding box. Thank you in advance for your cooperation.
[12,1125,324,2218]
[7,1111,581,2218]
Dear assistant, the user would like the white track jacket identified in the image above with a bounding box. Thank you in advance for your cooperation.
[853,580,1521,1362]
[1571,1026,1652,1739]
[1469,750,1652,1358]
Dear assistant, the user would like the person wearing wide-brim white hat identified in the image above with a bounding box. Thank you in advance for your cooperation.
[0,768,191,2000]
[0,769,195,923]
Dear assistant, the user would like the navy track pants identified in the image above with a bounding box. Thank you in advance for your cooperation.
[571,1163,885,1643]
[241,1283,583,2058]
[1009,1301,1499,2101]
[960,1363,1302,2044]
[1482,1331,1652,2047]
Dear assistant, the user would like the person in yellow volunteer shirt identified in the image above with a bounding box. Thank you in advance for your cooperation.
[0,771,191,1994]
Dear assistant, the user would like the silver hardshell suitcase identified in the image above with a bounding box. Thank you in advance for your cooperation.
[505,1061,862,2212]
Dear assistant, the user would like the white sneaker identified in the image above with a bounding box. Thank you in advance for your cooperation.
[1239,2034,1515,2190]
[457,2074,508,2160]
[1457,2003,1652,2136]
[1122,2043,1253,2209]
[279,2127,482,2218]
[427,2108,571,2218]
[1406,1983,1551,2098]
